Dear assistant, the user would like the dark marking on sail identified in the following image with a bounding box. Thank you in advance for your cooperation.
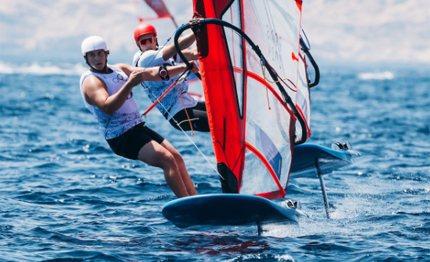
[217,163,238,193]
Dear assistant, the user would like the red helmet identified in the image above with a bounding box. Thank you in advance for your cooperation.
[134,23,157,42]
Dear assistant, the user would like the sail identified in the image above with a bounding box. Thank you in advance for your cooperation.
[193,0,305,199]
[135,0,178,28]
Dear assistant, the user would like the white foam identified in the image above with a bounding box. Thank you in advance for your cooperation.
[358,71,395,80]
[0,61,87,76]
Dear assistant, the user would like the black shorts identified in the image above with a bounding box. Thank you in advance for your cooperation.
[106,122,164,160]
[168,102,210,132]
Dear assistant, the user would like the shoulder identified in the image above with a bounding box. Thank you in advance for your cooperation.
[80,70,91,83]
[81,70,99,87]
[138,49,164,67]
[82,74,105,89]
[132,50,141,66]
[141,49,159,60]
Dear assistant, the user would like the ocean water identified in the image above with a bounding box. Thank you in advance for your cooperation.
[0,61,429,261]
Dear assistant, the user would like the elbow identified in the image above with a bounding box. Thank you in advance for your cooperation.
[154,71,161,81]
[101,106,115,115]
[104,110,115,115]
[141,70,159,81]
[141,71,158,82]
[192,48,198,58]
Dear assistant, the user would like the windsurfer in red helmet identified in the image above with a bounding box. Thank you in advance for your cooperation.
[132,23,210,132]
[80,36,198,198]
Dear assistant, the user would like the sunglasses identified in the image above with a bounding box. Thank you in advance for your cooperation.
[139,37,156,45]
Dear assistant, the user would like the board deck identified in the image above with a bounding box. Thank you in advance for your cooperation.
[162,194,302,228]
[290,143,360,177]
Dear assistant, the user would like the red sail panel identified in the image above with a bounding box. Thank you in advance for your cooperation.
[194,0,303,199]
[139,0,178,28]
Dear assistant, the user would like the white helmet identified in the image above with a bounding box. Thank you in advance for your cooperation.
[81,36,109,56]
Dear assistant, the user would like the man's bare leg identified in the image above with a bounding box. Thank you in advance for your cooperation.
[137,141,189,198]
[160,140,197,196]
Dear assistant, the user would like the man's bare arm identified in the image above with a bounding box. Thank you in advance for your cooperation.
[180,48,198,62]
[84,62,199,114]
[115,63,198,81]
[162,33,196,61]
[83,75,137,115]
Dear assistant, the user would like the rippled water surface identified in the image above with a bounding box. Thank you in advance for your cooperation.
[0,62,429,261]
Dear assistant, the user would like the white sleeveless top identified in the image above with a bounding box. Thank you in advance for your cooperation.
[133,47,197,119]
[79,65,144,140]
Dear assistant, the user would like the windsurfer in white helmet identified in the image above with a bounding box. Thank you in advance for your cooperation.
[80,36,198,198]
[132,23,210,132]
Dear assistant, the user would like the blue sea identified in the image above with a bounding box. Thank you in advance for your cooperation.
[0,60,429,261]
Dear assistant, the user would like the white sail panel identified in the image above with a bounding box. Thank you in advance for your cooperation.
[241,76,293,195]
[244,0,302,102]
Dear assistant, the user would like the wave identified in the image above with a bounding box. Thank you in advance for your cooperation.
[0,61,87,76]
[357,71,395,80]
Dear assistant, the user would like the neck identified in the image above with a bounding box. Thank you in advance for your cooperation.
[90,65,110,74]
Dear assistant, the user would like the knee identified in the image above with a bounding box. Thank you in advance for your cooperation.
[158,152,177,170]
[171,151,185,166]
